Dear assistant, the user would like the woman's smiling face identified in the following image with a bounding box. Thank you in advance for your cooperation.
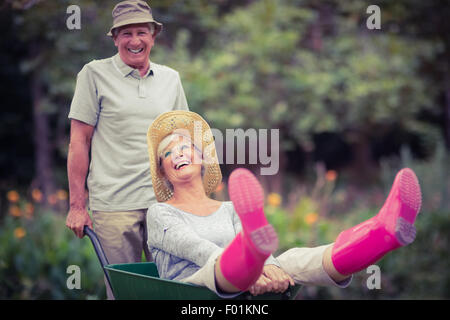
[160,135,203,185]
[113,23,155,72]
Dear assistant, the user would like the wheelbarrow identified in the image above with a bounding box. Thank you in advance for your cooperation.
[84,226,301,300]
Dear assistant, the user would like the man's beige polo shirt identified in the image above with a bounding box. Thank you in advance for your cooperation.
[68,54,189,211]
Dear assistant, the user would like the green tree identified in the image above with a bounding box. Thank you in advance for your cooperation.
[154,0,438,188]
[3,0,114,201]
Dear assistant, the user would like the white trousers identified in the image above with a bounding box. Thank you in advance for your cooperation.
[182,243,352,298]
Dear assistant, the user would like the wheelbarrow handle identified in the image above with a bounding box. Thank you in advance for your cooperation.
[83,225,114,295]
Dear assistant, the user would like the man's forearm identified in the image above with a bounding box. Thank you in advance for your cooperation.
[67,141,90,210]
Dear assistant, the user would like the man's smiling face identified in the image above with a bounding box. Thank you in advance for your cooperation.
[113,23,155,72]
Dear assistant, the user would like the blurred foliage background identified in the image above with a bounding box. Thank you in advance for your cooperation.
[0,0,449,299]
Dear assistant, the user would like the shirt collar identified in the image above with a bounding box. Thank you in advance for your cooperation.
[113,53,155,78]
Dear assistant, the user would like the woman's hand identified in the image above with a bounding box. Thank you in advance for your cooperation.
[248,273,273,296]
[248,265,295,296]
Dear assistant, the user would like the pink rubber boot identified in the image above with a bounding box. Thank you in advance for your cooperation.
[220,168,279,291]
[331,168,422,276]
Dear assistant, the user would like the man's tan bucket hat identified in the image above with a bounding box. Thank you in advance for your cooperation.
[147,111,223,202]
[107,0,163,37]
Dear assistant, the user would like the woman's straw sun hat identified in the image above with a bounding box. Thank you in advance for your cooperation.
[147,111,222,202]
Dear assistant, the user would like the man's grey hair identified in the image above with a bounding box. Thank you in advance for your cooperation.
[112,22,155,37]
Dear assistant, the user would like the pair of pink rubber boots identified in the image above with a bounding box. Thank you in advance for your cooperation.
[220,168,422,291]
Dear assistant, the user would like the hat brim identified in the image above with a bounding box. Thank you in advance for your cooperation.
[107,18,163,36]
[147,111,223,202]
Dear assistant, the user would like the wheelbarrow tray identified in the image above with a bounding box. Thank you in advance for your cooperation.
[105,262,301,300]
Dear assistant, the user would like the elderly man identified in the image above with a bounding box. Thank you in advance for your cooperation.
[66,0,188,299]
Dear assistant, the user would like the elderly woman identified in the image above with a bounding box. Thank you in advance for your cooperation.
[146,111,422,297]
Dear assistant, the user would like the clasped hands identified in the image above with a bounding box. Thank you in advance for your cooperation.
[248,264,295,296]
